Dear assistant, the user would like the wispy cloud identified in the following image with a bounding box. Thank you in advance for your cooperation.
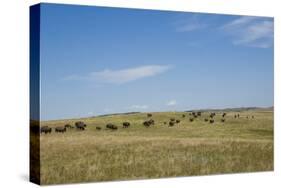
[65,65,171,84]
[221,16,273,48]
[166,100,177,106]
[129,105,149,110]
[176,15,207,32]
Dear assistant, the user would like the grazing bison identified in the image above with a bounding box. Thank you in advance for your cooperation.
[197,112,202,116]
[55,126,66,133]
[148,119,155,125]
[234,115,237,118]
[163,121,167,125]
[209,119,214,124]
[210,113,216,118]
[147,113,152,118]
[64,124,73,129]
[176,120,180,123]
[96,126,101,130]
[40,126,52,134]
[143,121,151,127]
[75,121,86,130]
[222,113,226,117]
[252,116,254,119]
[182,114,186,118]
[169,121,175,127]
[189,118,194,122]
[170,118,175,122]
[237,114,240,118]
[106,123,118,130]
[123,122,130,128]
[204,118,209,122]
[221,119,225,122]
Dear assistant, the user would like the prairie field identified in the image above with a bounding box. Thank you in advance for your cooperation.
[36,109,273,185]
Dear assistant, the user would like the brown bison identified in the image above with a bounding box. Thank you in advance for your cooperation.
[210,113,216,118]
[123,122,130,128]
[176,120,180,123]
[189,118,194,122]
[170,118,175,122]
[65,124,73,129]
[221,119,225,122]
[106,123,118,130]
[143,119,154,127]
[55,126,66,133]
[209,119,214,124]
[75,121,86,130]
[40,126,52,134]
[182,114,186,118]
[148,119,155,125]
[222,113,226,117]
[204,118,209,122]
[96,126,101,130]
[169,121,175,127]
[147,113,152,118]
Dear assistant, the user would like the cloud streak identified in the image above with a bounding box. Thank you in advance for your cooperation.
[221,16,273,48]
[166,100,177,106]
[129,105,149,110]
[65,65,172,84]
[176,15,207,32]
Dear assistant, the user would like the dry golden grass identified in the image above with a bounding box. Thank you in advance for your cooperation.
[35,110,273,185]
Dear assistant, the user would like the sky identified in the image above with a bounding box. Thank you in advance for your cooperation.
[38,3,274,120]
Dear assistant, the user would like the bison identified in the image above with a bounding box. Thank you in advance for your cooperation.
[147,113,152,118]
[55,126,66,133]
[222,113,226,117]
[106,123,118,130]
[176,120,180,123]
[189,118,194,122]
[209,119,214,124]
[96,126,101,130]
[65,124,73,129]
[170,118,175,122]
[221,119,225,122]
[182,114,186,118]
[75,121,86,130]
[204,118,209,122]
[143,121,151,127]
[40,126,52,134]
[123,122,130,128]
[169,121,175,127]
[148,119,155,125]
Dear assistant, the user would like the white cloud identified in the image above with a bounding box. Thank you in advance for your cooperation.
[177,22,206,32]
[129,105,149,110]
[65,65,171,84]
[221,16,273,48]
[166,100,177,106]
[176,15,207,32]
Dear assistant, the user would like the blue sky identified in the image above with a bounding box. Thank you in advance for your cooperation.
[39,3,274,120]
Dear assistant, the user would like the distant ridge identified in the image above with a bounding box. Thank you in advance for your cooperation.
[185,106,274,112]
[94,112,140,117]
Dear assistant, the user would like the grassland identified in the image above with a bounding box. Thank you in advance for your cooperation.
[37,109,273,185]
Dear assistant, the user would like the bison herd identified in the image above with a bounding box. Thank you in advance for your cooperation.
[40,112,254,134]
